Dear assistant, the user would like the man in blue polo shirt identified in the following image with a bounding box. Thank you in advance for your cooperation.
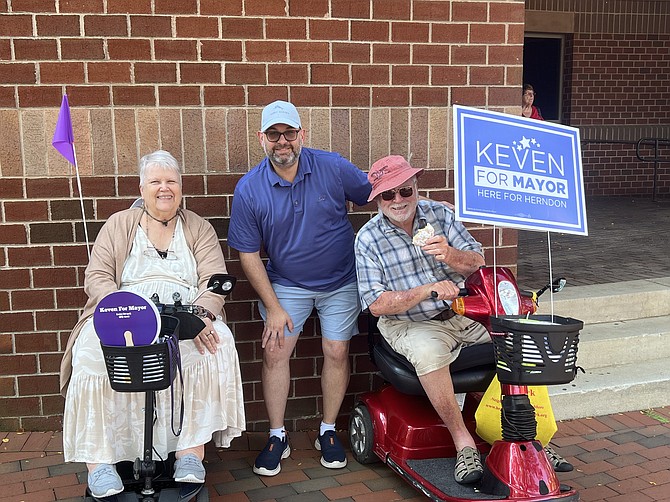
[228,100,371,476]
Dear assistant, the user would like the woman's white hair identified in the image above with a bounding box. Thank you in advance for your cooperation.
[138,150,182,187]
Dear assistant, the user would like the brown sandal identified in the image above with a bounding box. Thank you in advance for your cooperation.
[454,446,483,484]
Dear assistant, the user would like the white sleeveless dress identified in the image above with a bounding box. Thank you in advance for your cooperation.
[63,221,245,463]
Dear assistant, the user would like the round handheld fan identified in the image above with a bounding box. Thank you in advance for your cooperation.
[93,291,161,346]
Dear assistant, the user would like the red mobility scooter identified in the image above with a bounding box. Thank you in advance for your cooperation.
[349,266,583,501]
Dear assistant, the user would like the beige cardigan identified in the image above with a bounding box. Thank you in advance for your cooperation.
[59,207,228,396]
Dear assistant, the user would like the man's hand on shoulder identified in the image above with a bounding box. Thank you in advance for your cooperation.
[417,195,455,210]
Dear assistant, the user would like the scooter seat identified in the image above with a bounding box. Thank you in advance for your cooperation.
[370,317,496,396]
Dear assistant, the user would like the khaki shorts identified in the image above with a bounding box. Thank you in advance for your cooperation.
[377,315,491,377]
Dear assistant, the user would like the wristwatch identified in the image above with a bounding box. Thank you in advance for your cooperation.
[192,305,216,321]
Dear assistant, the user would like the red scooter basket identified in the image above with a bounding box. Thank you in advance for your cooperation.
[100,315,180,392]
[489,314,583,385]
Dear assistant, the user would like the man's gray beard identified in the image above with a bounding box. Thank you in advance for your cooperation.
[265,143,302,168]
[379,200,417,225]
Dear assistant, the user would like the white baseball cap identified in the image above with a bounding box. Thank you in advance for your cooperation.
[261,100,301,132]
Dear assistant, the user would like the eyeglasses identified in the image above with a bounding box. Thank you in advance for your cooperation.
[524,91,535,97]
[264,129,300,142]
[380,186,414,201]
[143,245,178,261]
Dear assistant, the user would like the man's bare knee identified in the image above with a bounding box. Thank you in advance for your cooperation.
[263,346,292,369]
[322,339,349,363]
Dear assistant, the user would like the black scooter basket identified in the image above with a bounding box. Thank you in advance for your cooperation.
[101,315,180,392]
[489,315,583,385]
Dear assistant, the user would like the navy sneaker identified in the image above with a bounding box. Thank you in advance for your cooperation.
[314,430,347,469]
[253,435,291,476]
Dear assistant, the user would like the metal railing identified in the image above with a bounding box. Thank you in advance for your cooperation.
[581,137,669,201]
[636,138,670,202]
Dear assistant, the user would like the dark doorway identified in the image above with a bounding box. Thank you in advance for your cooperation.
[523,36,562,122]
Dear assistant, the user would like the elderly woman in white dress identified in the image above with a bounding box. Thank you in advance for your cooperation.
[60,150,245,498]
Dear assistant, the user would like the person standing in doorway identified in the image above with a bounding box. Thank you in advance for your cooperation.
[522,83,544,120]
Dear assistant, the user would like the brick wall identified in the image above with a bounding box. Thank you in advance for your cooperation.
[572,28,670,197]
[0,0,524,432]
[527,0,670,197]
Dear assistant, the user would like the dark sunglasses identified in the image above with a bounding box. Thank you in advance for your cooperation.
[380,186,414,201]
[264,129,300,142]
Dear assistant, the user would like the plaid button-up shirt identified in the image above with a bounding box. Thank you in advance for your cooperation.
[355,200,483,321]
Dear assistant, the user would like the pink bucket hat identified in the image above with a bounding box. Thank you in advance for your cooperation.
[367,155,424,202]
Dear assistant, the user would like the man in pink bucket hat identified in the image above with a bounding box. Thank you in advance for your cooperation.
[355,154,573,483]
[355,154,491,484]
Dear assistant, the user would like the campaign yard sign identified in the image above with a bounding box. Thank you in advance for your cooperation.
[453,105,588,235]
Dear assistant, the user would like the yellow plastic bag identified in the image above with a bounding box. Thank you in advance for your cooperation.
[474,375,557,446]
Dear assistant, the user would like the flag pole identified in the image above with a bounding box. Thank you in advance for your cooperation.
[71,143,91,259]
[52,95,91,259]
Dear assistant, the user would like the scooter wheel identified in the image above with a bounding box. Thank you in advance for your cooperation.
[349,403,379,464]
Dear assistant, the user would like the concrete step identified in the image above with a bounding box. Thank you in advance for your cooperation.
[527,277,670,420]
[574,315,670,370]
[549,358,670,421]
[535,276,670,324]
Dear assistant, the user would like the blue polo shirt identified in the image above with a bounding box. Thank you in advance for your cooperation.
[228,148,371,292]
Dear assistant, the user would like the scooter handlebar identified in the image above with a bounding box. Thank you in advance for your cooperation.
[155,303,206,340]
[430,288,469,299]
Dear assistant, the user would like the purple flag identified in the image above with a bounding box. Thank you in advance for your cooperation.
[52,95,76,165]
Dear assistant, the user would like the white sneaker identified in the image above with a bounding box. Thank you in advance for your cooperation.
[174,453,206,483]
[87,464,123,498]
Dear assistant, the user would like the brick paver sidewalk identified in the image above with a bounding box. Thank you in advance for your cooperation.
[2,407,669,502]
